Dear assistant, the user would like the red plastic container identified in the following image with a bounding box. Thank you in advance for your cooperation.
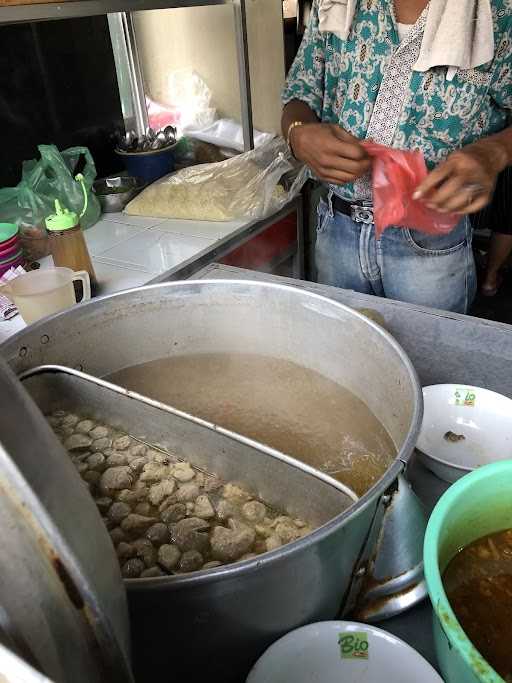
[0,234,19,252]
[0,241,21,261]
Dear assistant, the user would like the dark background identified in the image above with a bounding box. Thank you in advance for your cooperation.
[0,16,124,187]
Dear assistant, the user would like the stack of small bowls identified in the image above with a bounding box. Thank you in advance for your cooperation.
[0,223,24,278]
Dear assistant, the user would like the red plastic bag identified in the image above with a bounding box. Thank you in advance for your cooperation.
[146,96,178,131]
[362,141,458,238]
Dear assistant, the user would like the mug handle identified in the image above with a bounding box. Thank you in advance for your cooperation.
[72,271,91,303]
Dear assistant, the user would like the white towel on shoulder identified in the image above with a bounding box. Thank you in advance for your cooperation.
[318,0,357,39]
[318,0,495,72]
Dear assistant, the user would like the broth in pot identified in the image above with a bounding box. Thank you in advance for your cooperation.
[109,353,396,496]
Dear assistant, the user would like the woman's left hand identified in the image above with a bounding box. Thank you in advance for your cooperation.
[413,139,507,214]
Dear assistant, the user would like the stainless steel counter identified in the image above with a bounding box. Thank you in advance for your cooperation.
[191,263,512,673]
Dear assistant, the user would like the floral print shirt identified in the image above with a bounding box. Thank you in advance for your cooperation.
[283,0,512,200]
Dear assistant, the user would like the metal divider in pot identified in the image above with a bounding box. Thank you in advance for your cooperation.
[20,365,358,528]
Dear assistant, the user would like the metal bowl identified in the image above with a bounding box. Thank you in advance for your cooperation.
[93,176,144,213]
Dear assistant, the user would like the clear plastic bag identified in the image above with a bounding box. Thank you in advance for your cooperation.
[125,138,308,222]
[164,69,217,130]
[0,145,101,247]
[363,141,458,238]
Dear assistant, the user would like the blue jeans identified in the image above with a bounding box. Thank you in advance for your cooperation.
[315,195,477,314]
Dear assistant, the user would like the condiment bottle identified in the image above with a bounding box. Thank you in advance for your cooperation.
[45,178,96,287]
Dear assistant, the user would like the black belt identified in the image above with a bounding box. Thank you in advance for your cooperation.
[332,195,374,225]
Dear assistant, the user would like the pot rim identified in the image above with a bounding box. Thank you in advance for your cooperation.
[423,461,512,683]
[6,278,423,589]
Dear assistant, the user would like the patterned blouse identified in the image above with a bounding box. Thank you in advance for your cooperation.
[283,0,512,200]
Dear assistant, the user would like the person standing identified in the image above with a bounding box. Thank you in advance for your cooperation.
[472,167,512,295]
[282,0,512,313]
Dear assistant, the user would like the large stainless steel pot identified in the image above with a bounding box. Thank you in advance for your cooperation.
[0,359,133,683]
[1,280,424,683]
[0,641,53,683]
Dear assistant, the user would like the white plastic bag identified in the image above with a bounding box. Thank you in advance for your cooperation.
[183,119,276,153]
[167,69,216,130]
[147,71,216,131]
[125,138,308,222]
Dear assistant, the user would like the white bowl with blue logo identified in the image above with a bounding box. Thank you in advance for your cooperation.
[246,621,442,683]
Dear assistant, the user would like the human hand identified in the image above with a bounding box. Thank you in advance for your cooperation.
[290,123,371,184]
[413,139,507,214]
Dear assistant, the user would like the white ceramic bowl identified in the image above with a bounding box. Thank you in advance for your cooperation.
[246,621,442,683]
[417,384,512,482]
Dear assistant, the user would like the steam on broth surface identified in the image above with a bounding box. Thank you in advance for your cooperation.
[108,353,396,496]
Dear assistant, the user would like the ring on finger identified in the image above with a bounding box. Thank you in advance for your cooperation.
[463,182,486,196]
[463,183,484,206]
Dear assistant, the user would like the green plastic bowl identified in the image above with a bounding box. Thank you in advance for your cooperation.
[424,461,512,683]
[0,222,18,244]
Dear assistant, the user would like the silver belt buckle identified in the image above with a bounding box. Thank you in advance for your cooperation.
[350,203,374,225]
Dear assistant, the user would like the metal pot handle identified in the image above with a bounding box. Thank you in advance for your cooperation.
[345,473,427,622]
